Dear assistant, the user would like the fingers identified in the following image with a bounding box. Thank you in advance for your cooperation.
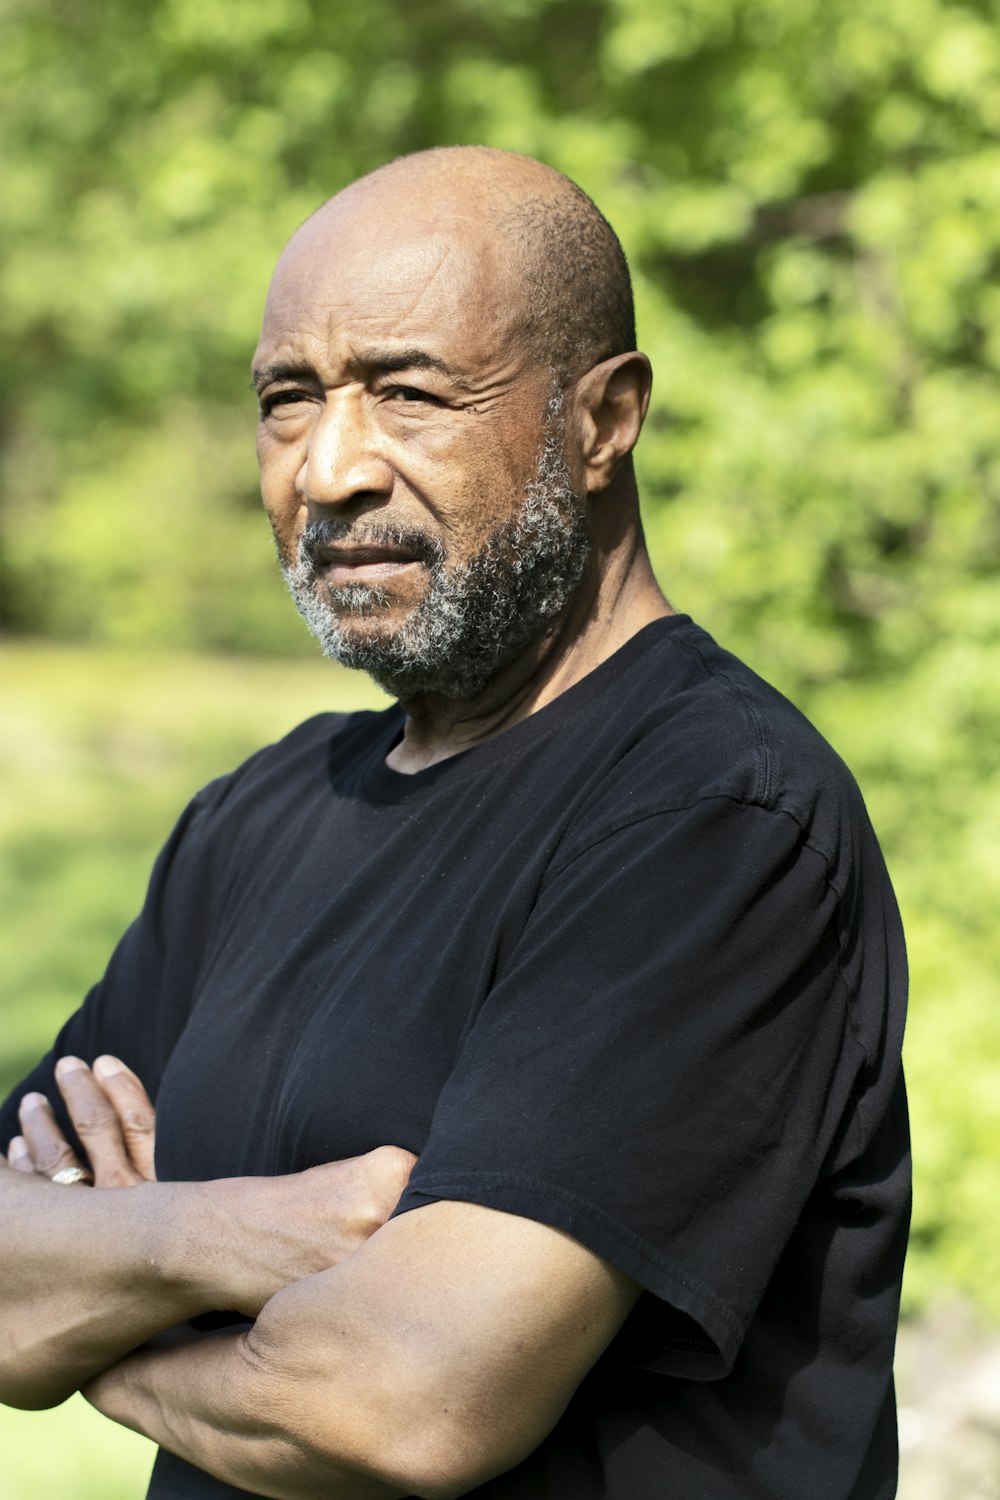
[11,1058,157,1189]
[54,1056,154,1187]
[17,1091,91,1182]
[7,1136,38,1173]
[368,1144,418,1199]
[92,1056,157,1181]
[324,1144,420,1240]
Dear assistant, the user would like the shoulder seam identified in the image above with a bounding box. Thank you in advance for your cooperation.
[668,631,774,805]
[551,795,843,898]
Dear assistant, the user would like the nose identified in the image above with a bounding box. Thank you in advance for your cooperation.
[296,389,393,511]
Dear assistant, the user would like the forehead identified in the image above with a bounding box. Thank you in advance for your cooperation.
[256,206,521,375]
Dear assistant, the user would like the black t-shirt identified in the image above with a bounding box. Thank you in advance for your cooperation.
[2,617,910,1500]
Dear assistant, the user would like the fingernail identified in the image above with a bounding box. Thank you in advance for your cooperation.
[20,1092,46,1111]
[93,1056,125,1080]
[55,1056,86,1078]
[8,1136,29,1161]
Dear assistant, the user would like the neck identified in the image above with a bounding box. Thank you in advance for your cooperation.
[385,533,673,774]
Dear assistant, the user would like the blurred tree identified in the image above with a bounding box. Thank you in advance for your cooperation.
[1,0,998,1311]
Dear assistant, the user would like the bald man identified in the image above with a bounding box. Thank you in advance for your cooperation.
[0,149,909,1500]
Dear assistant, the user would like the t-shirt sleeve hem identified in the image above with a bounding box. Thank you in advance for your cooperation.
[393,1170,744,1378]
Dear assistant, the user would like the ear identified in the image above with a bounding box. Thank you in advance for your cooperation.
[569,352,652,494]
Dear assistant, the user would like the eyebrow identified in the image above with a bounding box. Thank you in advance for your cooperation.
[250,348,474,394]
[250,361,312,393]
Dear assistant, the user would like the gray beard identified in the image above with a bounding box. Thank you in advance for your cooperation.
[279,413,591,701]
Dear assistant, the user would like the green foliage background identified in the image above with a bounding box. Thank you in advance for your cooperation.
[2,0,999,1349]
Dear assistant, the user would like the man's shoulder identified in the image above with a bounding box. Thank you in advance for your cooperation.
[574,618,871,860]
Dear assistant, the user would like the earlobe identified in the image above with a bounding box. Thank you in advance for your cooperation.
[573,353,652,493]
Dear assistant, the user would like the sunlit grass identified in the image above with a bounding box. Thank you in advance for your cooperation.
[0,1394,155,1500]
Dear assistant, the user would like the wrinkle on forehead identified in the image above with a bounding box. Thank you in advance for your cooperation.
[324,240,457,327]
[260,221,523,376]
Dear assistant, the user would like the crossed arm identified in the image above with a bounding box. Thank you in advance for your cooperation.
[1,1060,639,1499]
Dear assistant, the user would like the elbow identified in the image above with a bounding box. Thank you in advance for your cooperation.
[0,1324,79,1412]
[0,1384,69,1413]
[294,1411,524,1500]
[351,1381,555,1499]
[236,1332,537,1500]
[383,1429,514,1500]
[371,1408,542,1500]
[0,1356,74,1413]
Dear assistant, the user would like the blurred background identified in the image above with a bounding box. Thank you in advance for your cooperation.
[1,0,998,1495]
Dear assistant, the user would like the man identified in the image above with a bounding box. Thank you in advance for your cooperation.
[0,147,909,1499]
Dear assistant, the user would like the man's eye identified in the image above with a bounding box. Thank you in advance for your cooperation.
[386,385,439,404]
[261,391,310,416]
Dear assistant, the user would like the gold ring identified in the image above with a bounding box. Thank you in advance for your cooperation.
[51,1166,95,1186]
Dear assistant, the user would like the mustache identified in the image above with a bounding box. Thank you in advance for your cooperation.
[298,519,444,570]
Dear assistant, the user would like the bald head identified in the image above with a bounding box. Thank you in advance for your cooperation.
[301,146,636,383]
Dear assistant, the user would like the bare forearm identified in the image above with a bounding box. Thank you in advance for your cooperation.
[0,1170,223,1409]
[1,1137,417,1412]
[85,1201,640,1500]
[85,1334,409,1500]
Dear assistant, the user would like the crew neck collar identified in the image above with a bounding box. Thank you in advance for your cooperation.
[356,614,694,805]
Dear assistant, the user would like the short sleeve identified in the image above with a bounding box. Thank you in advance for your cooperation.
[0,778,230,1157]
[394,796,867,1377]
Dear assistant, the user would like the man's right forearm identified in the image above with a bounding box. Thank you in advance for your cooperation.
[0,1166,225,1410]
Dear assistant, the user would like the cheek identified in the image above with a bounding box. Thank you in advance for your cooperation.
[440,455,533,548]
[423,427,533,535]
[257,435,306,549]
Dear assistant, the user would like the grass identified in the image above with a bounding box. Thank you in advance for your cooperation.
[0,1394,155,1500]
